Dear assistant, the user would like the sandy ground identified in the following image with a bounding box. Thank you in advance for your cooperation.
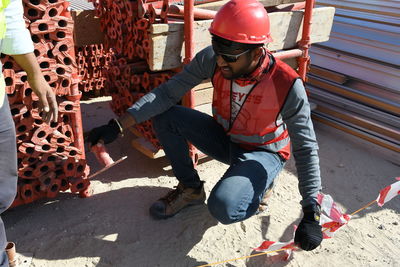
[3,97,400,267]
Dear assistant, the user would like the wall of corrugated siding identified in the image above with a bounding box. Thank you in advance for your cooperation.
[308,0,400,153]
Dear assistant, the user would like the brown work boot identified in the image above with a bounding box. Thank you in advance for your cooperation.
[149,182,206,219]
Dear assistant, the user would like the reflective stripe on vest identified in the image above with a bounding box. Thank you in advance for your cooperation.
[213,106,286,144]
[0,0,10,39]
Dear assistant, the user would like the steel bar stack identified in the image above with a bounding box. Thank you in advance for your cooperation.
[308,0,400,153]
[2,0,91,208]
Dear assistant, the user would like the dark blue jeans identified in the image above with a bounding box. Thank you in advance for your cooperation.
[0,96,17,267]
[153,106,284,224]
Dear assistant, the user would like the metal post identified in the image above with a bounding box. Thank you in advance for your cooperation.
[183,0,199,165]
[298,0,315,81]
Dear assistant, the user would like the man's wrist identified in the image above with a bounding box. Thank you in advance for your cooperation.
[303,203,321,222]
[118,112,137,129]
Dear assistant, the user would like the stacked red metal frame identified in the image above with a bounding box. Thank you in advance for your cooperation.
[75,43,114,95]
[89,0,183,149]
[2,0,91,208]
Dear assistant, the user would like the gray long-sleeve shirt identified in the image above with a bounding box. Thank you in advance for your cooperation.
[127,46,321,207]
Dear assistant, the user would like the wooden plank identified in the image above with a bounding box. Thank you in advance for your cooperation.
[149,20,211,71]
[268,7,335,51]
[309,65,348,84]
[193,80,212,91]
[149,7,335,71]
[129,127,143,138]
[71,10,105,47]
[131,138,165,159]
[196,0,305,11]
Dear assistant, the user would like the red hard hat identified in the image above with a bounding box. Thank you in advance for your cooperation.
[209,0,273,44]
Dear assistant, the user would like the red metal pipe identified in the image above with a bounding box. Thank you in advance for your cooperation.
[183,0,199,166]
[58,100,80,113]
[169,4,216,19]
[184,0,195,65]
[66,92,85,157]
[31,125,53,145]
[35,143,57,154]
[160,0,169,22]
[273,49,303,60]
[20,184,34,203]
[91,143,114,167]
[33,162,56,178]
[68,177,90,193]
[183,0,195,101]
[18,142,39,157]
[46,179,61,198]
[298,0,315,81]
[65,145,82,159]
[3,69,15,94]
[60,0,86,160]
[19,166,36,179]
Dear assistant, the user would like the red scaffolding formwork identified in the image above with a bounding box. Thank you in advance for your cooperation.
[3,0,92,208]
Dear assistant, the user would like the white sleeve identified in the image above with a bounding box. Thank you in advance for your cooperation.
[1,0,34,55]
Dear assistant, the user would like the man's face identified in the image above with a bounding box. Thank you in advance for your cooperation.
[212,41,258,80]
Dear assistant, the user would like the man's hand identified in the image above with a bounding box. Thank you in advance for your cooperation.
[28,76,58,123]
[12,52,58,123]
[87,119,123,146]
[294,204,323,251]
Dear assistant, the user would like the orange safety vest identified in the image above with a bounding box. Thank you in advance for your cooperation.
[211,58,300,160]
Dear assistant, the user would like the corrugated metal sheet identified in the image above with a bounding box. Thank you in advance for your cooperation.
[69,0,95,11]
[321,17,399,65]
[308,0,400,152]
[317,0,400,17]
[310,46,400,91]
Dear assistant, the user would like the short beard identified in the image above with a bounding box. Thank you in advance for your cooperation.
[227,54,255,80]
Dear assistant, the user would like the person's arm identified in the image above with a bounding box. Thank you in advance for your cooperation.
[123,46,217,128]
[281,78,321,207]
[12,53,58,123]
[281,78,323,251]
[88,46,217,145]
[2,0,58,123]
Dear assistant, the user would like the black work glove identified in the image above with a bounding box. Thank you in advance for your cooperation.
[294,204,323,251]
[87,119,123,146]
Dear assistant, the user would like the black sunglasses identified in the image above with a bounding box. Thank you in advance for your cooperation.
[214,49,251,63]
